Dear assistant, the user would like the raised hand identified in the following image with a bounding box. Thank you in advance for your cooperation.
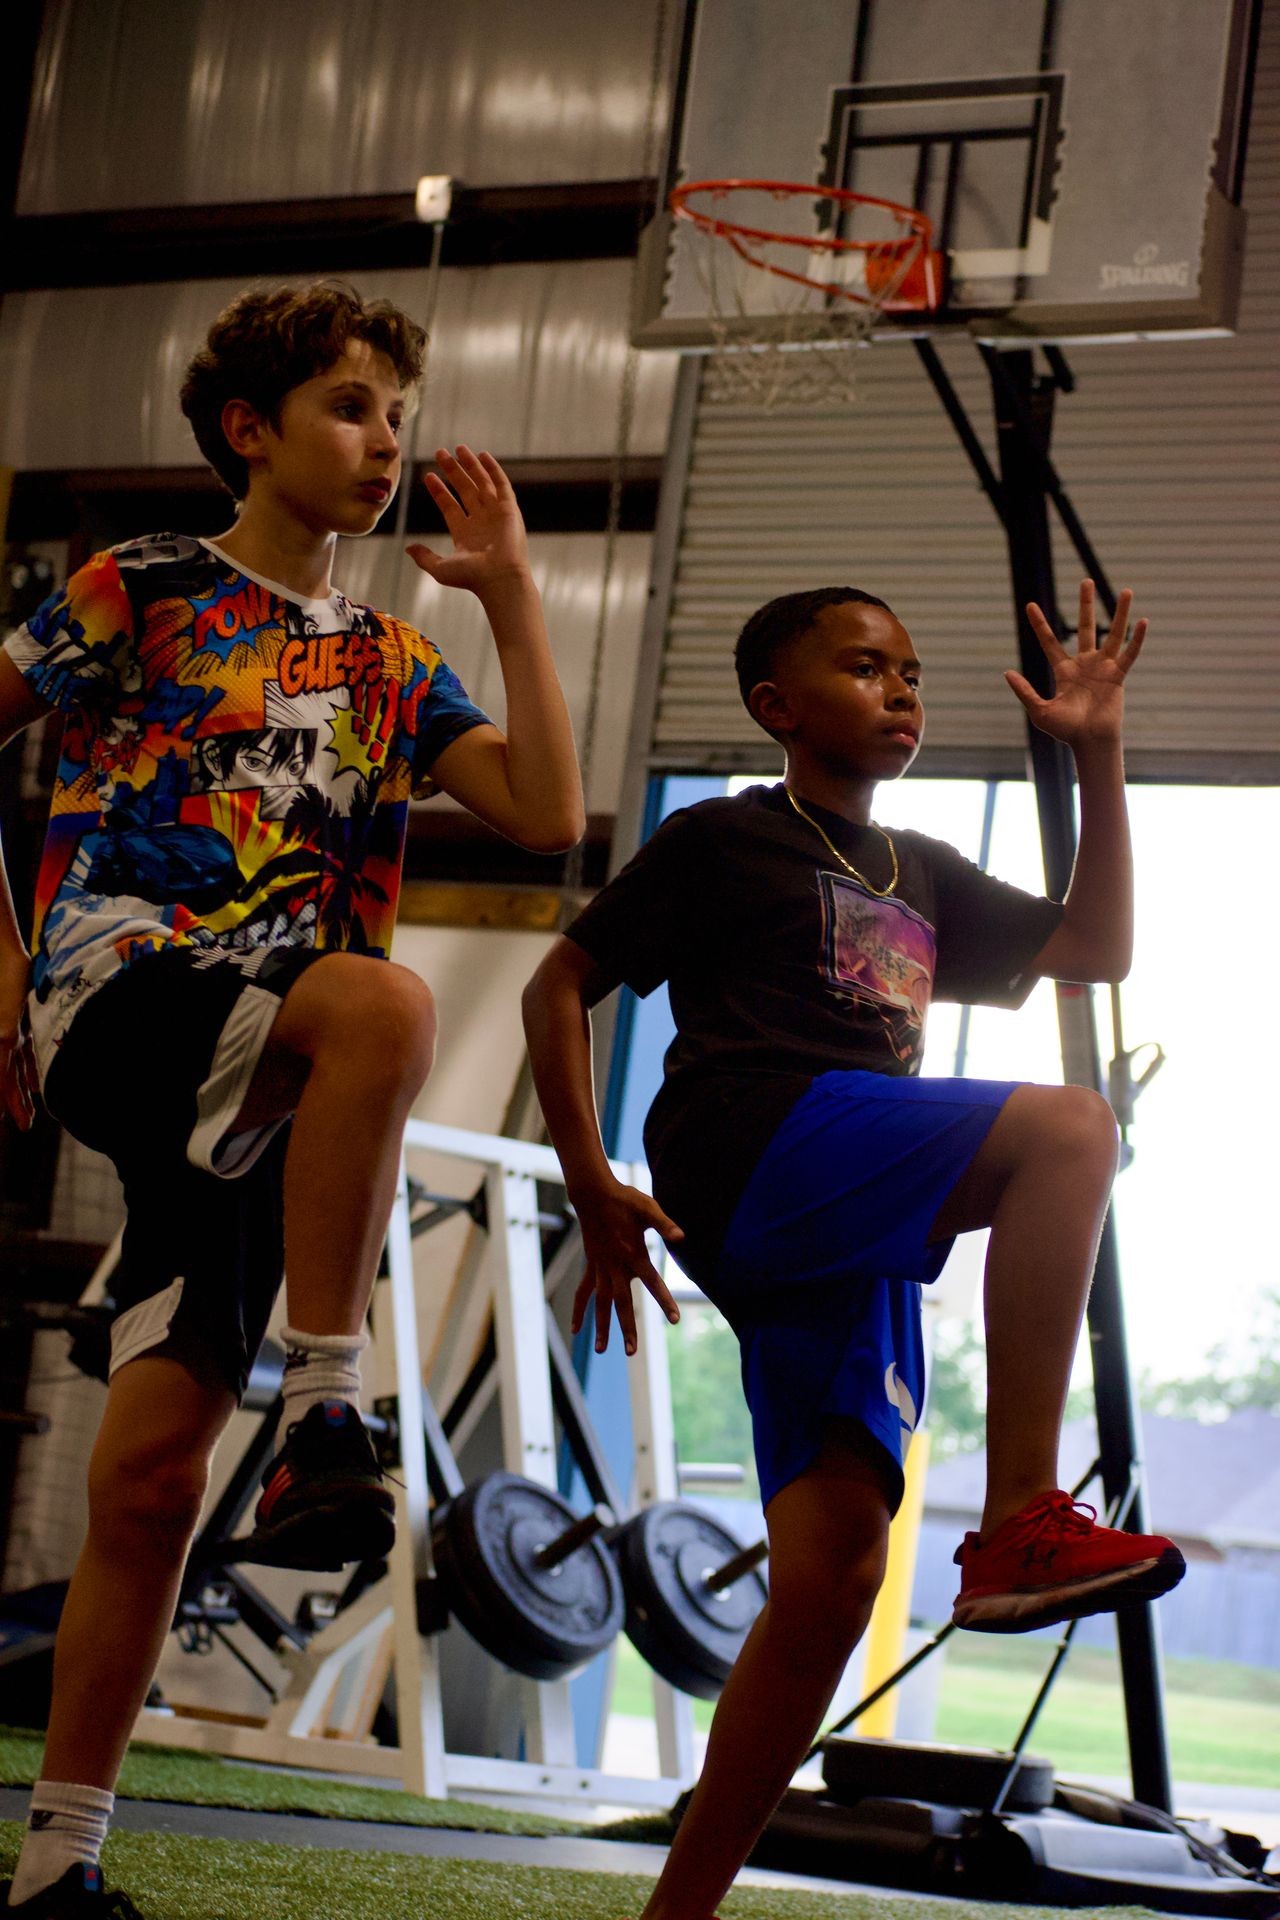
[1006,580,1147,748]
[569,1178,683,1358]
[405,445,531,598]
[0,953,36,1131]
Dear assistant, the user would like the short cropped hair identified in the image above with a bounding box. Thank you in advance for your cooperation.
[180,281,427,497]
[734,586,892,714]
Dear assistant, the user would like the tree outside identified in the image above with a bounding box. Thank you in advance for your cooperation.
[668,1291,1280,1483]
[665,1308,759,1500]
[1138,1288,1280,1421]
[926,1290,1280,1458]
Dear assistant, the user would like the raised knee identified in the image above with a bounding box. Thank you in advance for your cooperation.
[1051,1085,1118,1164]
[365,964,437,1079]
[1015,1084,1117,1167]
[309,958,436,1092]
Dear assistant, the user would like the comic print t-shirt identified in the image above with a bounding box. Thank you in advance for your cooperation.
[564,784,1064,1281]
[4,534,491,1080]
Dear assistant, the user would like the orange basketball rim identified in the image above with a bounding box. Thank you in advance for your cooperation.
[668,177,943,312]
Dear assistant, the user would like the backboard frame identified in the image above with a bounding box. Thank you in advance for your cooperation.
[635,0,1258,349]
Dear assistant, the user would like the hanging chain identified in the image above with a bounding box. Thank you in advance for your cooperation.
[391,214,448,617]
[558,345,641,909]
[559,0,670,915]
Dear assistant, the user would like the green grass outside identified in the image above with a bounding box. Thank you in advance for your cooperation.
[0,1823,1162,1920]
[608,1635,1280,1790]
[933,1636,1280,1791]
[608,1637,716,1730]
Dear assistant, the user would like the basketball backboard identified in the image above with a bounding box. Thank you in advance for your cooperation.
[636,0,1257,346]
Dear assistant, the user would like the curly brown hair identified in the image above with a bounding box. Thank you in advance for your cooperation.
[180,281,427,497]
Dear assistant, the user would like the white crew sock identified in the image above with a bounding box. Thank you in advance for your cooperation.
[279,1325,368,1431]
[9,1780,114,1905]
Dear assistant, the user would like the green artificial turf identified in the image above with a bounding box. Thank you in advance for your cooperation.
[0,1727,576,1838]
[0,1823,1162,1920]
[591,1811,677,1845]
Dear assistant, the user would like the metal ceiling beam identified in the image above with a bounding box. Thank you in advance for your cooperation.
[0,178,658,293]
[5,458,662,547]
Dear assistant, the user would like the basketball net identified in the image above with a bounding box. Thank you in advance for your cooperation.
[671,180,940,409]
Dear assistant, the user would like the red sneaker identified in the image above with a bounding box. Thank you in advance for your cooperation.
[952,1490,1186,1633]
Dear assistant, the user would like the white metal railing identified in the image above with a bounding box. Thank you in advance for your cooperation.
[132,1120,697,1807]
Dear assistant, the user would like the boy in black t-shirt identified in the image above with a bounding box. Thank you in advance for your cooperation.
[0,282,583,1918]
[522,580,1184,1920]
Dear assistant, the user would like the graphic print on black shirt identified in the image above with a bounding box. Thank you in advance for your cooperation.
[819,872,936,1065]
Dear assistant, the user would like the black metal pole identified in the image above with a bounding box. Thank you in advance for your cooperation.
[984,348,1175,1813]
[979,343,1118,621]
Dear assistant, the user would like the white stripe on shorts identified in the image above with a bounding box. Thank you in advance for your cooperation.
[189,982,289,1180]
[110,1276,185,1377]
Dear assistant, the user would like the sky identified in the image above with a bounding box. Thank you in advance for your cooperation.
[727,774,1280,1389]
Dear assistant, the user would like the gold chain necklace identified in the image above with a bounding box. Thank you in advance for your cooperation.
[784,786,899,897]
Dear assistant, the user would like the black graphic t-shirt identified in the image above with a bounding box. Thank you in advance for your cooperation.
[565,783,1063,1280]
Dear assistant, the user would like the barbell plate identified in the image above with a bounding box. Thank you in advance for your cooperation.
[508,1515,613,1614]
[533,1502,612,1571]
[430,1471,624,1681]
[615,1503,768,1700]
[674,1539,761,1632]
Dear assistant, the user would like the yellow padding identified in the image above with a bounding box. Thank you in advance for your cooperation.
[857,1428,932,1739]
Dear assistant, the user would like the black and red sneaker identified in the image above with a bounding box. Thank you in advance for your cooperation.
[952,1489,1186,1633]
[1,1863,145,1916]
[242,1401,396,1571]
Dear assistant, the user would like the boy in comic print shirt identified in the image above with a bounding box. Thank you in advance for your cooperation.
[15,533,488,1079]
[522,582,1187,1920]
[0,281,582,1919]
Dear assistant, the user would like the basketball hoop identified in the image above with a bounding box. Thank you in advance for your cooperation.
[669,179,942,408]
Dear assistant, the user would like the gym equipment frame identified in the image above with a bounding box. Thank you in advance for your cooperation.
[128,1120,699,1808]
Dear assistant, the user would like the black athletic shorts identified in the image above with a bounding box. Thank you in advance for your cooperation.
[44,943,332,1399]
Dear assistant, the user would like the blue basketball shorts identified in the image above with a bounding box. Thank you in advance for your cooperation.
[712,1070,1021,1514]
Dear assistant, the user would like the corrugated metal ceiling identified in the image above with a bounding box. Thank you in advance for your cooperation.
[18,0,670,211]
